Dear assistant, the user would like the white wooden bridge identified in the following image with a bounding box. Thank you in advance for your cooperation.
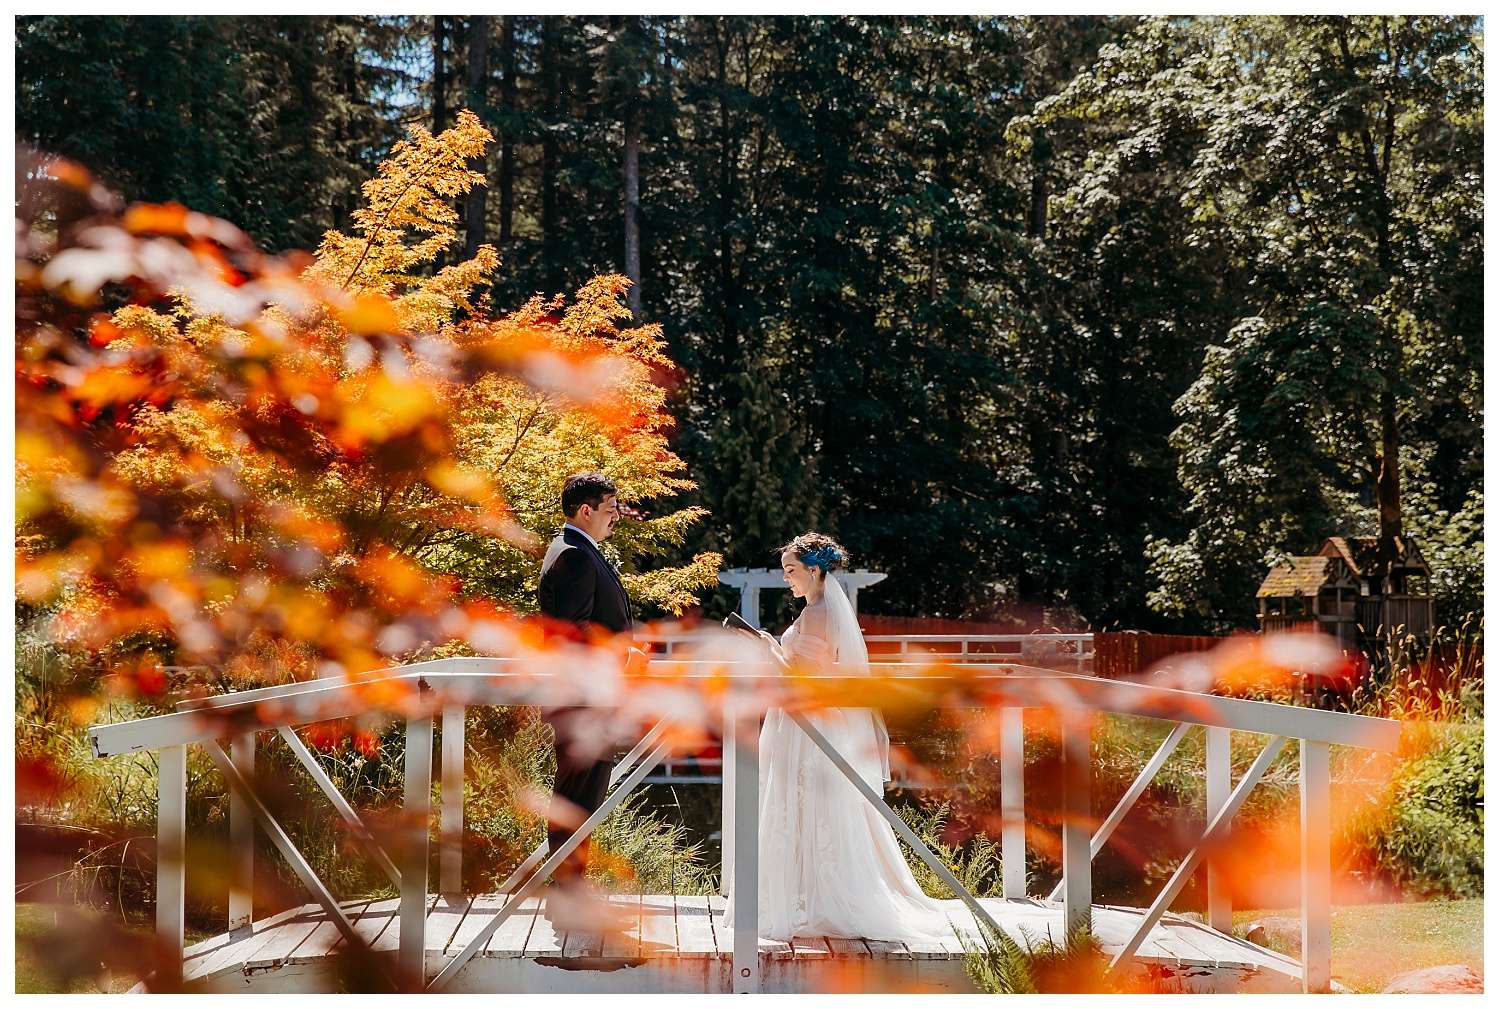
[88,647,1398,994]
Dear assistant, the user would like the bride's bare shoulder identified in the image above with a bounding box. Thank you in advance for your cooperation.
[796,599,829,634]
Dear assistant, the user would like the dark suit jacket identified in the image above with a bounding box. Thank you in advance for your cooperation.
[538,526,634,635]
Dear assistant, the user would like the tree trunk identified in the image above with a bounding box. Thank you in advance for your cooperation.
[713,23,739,378]
[463,15,490,261]
[1375,388,1402,580]
[1336,21,1404,582]
[334,25,357,226]
[498,15,515,248]
[1028,128,1050,239]
[623,101,642,317]
[432,15,448,133]
[540,19,559,292]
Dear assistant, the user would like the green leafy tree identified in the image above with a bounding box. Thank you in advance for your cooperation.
[1025,16,1482,628]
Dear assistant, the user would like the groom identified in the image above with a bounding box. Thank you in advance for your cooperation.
[538,472,634,926]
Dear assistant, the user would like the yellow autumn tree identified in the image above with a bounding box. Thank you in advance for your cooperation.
[109,109,719,631]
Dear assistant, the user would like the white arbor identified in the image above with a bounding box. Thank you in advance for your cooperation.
[716,567,887,628]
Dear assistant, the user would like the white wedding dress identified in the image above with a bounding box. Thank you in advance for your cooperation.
[723,577,990,944]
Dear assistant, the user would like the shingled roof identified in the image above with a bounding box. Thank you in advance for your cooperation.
[1319,536,1431,576]
[1257,556,1336,598]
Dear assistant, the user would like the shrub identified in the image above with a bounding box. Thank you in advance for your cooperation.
[894,801,1005,900]
[961,922,1131,994]
[1345,727,1483,898]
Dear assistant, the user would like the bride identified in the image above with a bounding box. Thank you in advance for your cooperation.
[722,532,987,944]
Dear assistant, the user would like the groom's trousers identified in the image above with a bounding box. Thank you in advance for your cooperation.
[543,706,616,879]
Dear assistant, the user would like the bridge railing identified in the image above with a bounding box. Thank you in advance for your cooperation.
[638,632,1093,784]
[87,653,1398,994]
[645,631,1094,673]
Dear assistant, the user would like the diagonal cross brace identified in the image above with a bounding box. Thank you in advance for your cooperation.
[277,725,402,890]
[483,720,673,899]
[1108,734,1289,972]
[425,736,673,990]
[786,710,1006,939]
[200,741,370,955]
[1047,721,1195,902]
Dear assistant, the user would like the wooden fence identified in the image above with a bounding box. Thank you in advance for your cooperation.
[1093,631,1223,679]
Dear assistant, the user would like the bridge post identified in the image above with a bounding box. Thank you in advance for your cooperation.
[720,702,735,898]
[999,706,1026,898]
[729,694,760,993]
[1300,739,1332,993]
[401,714,433,986]
[1059,713,1092,936]
[440,705,464,894]
[156,743,186,989]
[1205,726,1232,931]
[228,732,255,932]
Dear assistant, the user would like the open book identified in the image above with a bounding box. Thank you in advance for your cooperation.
[722,611,763,638]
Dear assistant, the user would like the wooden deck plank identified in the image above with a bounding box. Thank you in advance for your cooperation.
[473,895,536,959]
[357,897,410,953]
[635,888,645,959]
[699,893,721,957]
[761,938,796,960]
[555,892,634,959]
[1154,924,1221,967]
[674,894,716,958]
[279,896,386,969]
[706,893,801,960]
[283,909,366,968]
[900,934,952,961]
[600,893,641,959]
[186,931,250,980]
[181,889,1302,991]
[670,889,681,954]
[513,895,545,958]
[193,903,323,979]
[863,938,912,960]
[826,937,871,958]
[1162,919,1283,969]
[248,909,334,968]
[525,893,562,956]
[789,935,830,959]
[424,893,475,955]
[442,892,496,956]
[559,929,588,958]
[182,930,235,963]
[188,901,329,978]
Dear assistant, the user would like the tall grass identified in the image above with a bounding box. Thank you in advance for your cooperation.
[893,801,1006,900]
[960,921,1142,994]
[1347,614,1483,722]
[1241,615,1484,721]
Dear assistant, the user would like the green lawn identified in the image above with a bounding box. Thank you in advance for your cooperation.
[14,903,213,994]
[1233,899,1484,993]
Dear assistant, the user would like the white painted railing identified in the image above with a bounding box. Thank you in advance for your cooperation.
[88,655,1398,993]
[646,631,1094,672]
[642,633,1092,785]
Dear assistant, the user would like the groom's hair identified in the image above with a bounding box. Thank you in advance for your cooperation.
[561,472,617,518]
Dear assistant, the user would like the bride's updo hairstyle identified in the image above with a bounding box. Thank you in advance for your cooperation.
[781,532,848,578]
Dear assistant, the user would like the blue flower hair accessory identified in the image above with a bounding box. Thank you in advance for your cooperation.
[799,544,842,573]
